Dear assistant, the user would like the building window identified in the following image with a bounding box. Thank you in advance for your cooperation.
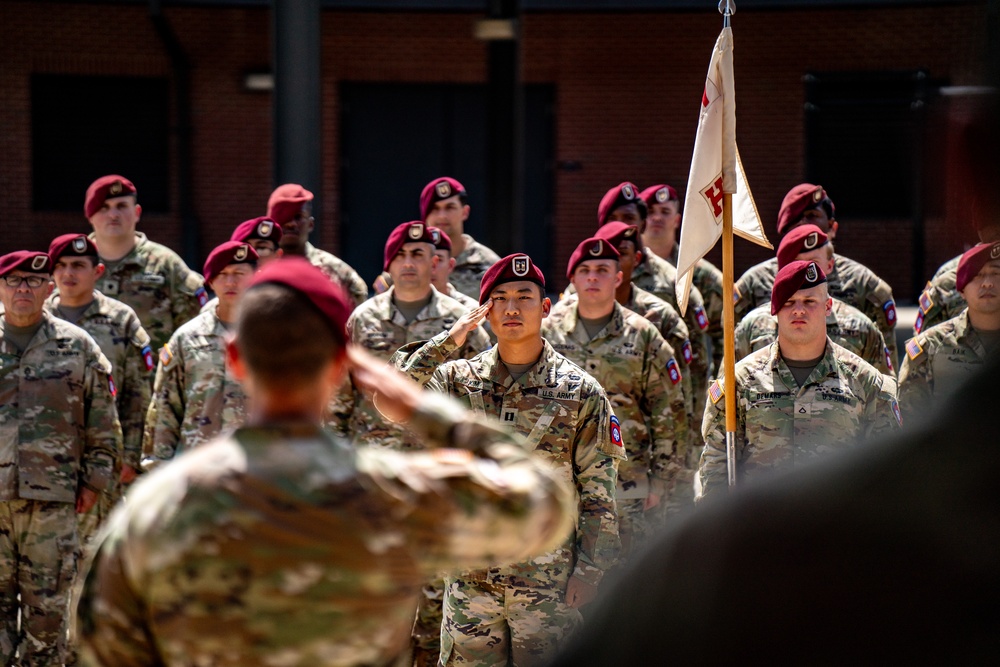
[32,74,170,213]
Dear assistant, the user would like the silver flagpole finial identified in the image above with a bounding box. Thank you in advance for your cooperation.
[718,0,735,27]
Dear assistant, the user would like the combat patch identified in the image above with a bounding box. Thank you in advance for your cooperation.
[883,299,897,325]
[884,346,894,372]
[694,306,709,330]
[195,287,209,307]
[610,415,623,448]
[141,345,155,371]
[666,357,682,385]
[914,310,925,333]
[681,339,693,364]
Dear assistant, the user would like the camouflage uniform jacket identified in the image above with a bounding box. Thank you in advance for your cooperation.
[542,301,688,499]
[333,287,490,449]
[668,246,726,376]
[899,309,995,418]
[914,255,965,335]
[449,234,501,299]
[304,242,369,306]
[142,303,247,468]
[46,290,154,469]
[90,232,206,354]
[733,254,898,361]
[0,312,121,502]
[76,393,576,667]
[445,283,479,310]
[735,298,894,376]
[699,338,900,499]
[397,337,623,587]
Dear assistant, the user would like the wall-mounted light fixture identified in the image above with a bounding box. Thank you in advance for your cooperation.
[243,71,274,92]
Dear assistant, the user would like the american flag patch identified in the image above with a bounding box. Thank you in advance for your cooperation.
[914,311,924,333]
[709,380,724,404]
[918,290,934,313]
[906,338,924,360]
[681,339,693,364]
[666,358,682,385]
[695,306,709,330]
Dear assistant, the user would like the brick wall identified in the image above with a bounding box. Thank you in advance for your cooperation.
[0,1,985,299]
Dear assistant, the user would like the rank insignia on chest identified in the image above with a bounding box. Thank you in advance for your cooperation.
[102,279,120,295]
[666,357,682,385]
[918,290,934,313]
[883,299,897,324]
[681,339,693,364]
[905,338,924,360]
[709,380,724,404]
[695,306,709,331]
[914,310,924,333]
[609,415,623,447]
[141,345,155,372]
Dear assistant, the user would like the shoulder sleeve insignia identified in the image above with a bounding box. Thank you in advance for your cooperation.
[914,310,924,333]
[709,379,724,404]
[159,344,173,367]
[732,286,742,304]
[609,415,623,448]
[891,399,902,426]
[108,374,117,398]
[694,306,710,330]
[905,338,924,360]
[194,286,209,308]
[666,357,682,385]
[884,346,894,373]
[141,345,155,372]
[681,339,693,364]
[373,274,391,294]
[882,299,897,325]
[918,290,934,313]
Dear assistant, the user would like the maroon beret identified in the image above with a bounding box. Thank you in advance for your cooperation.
[420,177,466,221]
[247,256,351,345]
[776,224,829,269]
[203,241,259,284]
[231,216,283,245]
[427,226,453,253]
[597,182,647,226]
[771,260,828,315]
[267,184,313,226]
[595,221,641,249]
[479,253,546,305]
[777,183,836,235]
[48,234,98,264]
[956,241,1000,291]
[384,221,436,271]
[639,184,679,207]
[0,251,52,277]
[567,237,621,279]
[84,175,137,219]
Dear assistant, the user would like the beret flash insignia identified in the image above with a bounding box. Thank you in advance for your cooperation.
[512,255,530,277]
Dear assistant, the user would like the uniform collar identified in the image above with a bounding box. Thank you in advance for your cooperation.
[378,285,446,325]
[953,309,988,359]
[480,338,561,389]
[770,336,838,392]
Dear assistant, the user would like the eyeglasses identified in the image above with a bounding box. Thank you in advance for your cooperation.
[3,275,48,288]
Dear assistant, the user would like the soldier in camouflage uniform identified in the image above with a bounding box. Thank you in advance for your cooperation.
[700,260,900,499]
[544,237,686,558]
[733,183,898,362]
[429,226,481,311]
[900,242,1000,419]
[142,242,258,469]
[85,174,208,354]
[46,234,154,541]
[641,184,726,373]
[336,221,490,451]
[76,258,576,667]
[0,251,121,665]
[394,254,622,666]
[267,183,369,306]
[735,225,895,375]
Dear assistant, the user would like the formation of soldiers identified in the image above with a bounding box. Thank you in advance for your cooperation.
[0,170,994,666]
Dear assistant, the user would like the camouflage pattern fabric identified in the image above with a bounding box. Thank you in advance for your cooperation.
[733,254,899,362]
[899,309,994,419]
[448,234,501,300]
[542,300,687,554]
[446,283,480,311]
[89,232,206,354]
[46,290,153,541]
[669,246,725,376]
[142,303,247,469]
[913,255,965,334]
[75,393,575,667]
[304,242,369,306]
[735,298,894,375]
[699,338,900,499]
[332,287,490,450]
[397,337,622,665]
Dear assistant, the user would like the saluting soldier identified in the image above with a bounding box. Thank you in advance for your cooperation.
[45,233,153,539]
[700,260,900,499]
[394,254,623,666]
[76,257,576,667]
[0,251,121,665]
[899,241,1000,418]
[732,183,899,362]
[85,174,207,354]
[734,225,894,375]
[544,236,687,557]
[142,242,258,469]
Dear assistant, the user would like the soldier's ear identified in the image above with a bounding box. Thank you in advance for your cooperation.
[134,203,142,220]
[825,296,833,316]
[94,262,106,279]
[542,296,552,317]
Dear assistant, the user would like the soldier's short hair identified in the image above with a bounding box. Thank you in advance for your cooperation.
[236,283,342,385]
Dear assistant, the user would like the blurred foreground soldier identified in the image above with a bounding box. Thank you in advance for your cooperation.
[899,241,1000,417]
[733,184,898,361]
[394,254,623,665]
[699,261,900,499]
[85,174,207,353]
[640,184,725,372]
[734,225,893,375]
[142,242,258,469]
[46,234,153,539]
[544,237,687,558]
[75,257,575,667]
[267,183,368,305]
[0,251,121,665]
